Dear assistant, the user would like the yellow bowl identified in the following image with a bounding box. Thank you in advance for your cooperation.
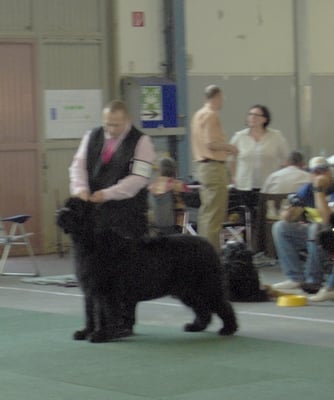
[277,294,307,307]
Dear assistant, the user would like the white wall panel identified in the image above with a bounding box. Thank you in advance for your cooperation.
[42,146,75,253]
[35,0,102,33]
[185,0,294,75]
[309,0,334,74]
[0,0,32,32]
[116,0,164,75]
[43,43,103,88]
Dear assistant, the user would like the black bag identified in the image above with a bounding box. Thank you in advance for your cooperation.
[182,190,201,209]
[223,242,268,302]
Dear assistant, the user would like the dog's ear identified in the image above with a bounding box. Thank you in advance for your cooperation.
[57,197,94,236]
[56,207,71,233]
[64,197,86,209]
[64,197,91,219]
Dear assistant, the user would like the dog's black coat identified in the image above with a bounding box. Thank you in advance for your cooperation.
[223,242,268,302]
[57,197,238,342]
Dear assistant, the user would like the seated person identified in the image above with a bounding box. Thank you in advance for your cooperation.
[148,157,188,233]
[308,181,334,301]
[327,154,334,166]
[272,156,334,290]
[261,150,311,194]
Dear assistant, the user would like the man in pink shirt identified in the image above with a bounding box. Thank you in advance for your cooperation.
[69,100,156,237]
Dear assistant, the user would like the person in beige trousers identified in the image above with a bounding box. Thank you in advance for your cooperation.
[191,85,238,253]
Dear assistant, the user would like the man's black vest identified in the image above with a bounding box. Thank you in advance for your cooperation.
[86,126,148,237]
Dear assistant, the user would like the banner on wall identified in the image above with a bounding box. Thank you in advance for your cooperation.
[45,90,102,139]
[141,86,163,122]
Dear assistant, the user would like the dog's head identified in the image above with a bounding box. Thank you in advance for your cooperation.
[57,197,93,236]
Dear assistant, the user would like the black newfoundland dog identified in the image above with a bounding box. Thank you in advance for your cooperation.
[57,197,238,343]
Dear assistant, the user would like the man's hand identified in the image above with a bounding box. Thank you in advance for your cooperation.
[280,206,305,222]
[312,174,331,191]
[89,191,105,203]
[76,191,89,201]
[226,143,239,156]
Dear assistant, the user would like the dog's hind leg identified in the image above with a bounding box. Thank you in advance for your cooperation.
[119,300,136,332]
[183,300,212,332]
[215,300,238,336]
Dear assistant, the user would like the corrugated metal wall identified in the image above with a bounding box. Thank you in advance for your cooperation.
[42,145,79,253]
[0,0,108,253]
[43,43,102,89]
[40,0,107,253]
[35,0,102,33]
[0,0,32,31]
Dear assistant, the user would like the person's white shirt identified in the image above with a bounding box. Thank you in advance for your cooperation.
[229,127,289,190]
[261,165,311,194]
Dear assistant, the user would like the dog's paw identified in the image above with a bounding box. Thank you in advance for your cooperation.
[218,323,238,336]
[89,330,109,343]
[108,328,134,341]
[73,329,90,340]
[184,322,205,332]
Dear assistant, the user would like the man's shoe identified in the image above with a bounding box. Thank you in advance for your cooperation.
[309,288,334,302]
[272,280,301,290]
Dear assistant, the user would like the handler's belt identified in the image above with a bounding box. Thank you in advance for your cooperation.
[198,159,225,164]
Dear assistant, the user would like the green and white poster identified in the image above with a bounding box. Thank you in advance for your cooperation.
[141,86,163,121]
[45,89,102,139]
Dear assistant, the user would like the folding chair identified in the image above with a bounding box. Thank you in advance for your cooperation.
[181,184,201,235]
[182,209,198,235]
[254,192,289,258]
[221,205,252,250]
[0,214,40,276]
[181,184,253,253]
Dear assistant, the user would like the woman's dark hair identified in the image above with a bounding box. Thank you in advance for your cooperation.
[249,104,271,128]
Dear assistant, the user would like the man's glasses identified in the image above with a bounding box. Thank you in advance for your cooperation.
[248,112,264,117]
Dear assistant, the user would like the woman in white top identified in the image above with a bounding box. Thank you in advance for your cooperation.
[229,105,289,214]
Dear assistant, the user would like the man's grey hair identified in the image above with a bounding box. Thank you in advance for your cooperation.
[205,85,221,99]
[288,150,304,166]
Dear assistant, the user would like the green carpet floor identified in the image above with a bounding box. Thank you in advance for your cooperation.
[0,307,333,400]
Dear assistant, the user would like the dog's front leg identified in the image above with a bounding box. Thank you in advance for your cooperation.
[88,294,123,343]
[89,295,110,343]
[107,300,135,340]
[73,292,95,340]
[89,297,134,343]
[98,297,135,341]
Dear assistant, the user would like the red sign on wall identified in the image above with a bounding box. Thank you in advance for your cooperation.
[132,11,145,27]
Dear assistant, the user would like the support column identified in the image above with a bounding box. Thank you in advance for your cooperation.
[293,0,311,157]
[163,0,189,178]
